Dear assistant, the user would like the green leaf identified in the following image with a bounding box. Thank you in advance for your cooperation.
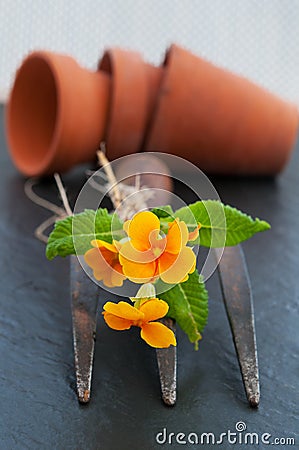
[175,200,270,247]
[46,209,124,260]
[159,269,208,350]
[151,205,174,218]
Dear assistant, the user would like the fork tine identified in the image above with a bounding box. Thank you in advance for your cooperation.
[156,318,177,406]
[216,246,260,407]
[70,256,99,403]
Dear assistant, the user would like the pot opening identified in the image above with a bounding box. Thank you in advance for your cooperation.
[7,55,58,175]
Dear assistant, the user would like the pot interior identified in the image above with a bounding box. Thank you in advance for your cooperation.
[7,55,58,175]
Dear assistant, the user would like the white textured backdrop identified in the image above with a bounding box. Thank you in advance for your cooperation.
[0,0,299,104]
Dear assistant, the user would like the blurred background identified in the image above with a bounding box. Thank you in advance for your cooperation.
[0,0,298,104]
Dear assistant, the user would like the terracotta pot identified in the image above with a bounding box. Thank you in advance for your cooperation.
[145,44,299,175]
[98,48,163,160]
[6,51,110,176]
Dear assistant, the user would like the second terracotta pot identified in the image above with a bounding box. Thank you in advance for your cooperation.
[145,44,298,175]
[99,48,163,160]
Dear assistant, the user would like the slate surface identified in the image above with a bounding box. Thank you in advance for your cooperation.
[0,104,298,449]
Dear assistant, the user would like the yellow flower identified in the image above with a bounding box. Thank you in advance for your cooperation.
[103,299,176,348]
[119,211,198,284]
[84,239,126,288]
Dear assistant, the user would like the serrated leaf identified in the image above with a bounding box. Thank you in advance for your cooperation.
[159,269,208,350]
[151,205,174,218]
[46,209,124,260]
[175,200,270,247]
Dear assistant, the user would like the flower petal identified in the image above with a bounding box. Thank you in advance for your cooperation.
[119,254,157,283]
[165,219,189,254]
[91,239,118,253]
[103,301,144,320]
[113,261,125,275]
[103,312,133,330]
[119,240,157,264]
[188,225,200,242]
[108,268,126,287]
[139,299,169,322]
[84,246,124,287]
[84,247,112,275]
[159,247,196,284]
[126,211,160,250]
[123,220,130,235]
[113,240,122,251]
[157,251,177,274]
[140,322,177,348]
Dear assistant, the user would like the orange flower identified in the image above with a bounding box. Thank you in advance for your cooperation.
[84,239,126,288]
[119,211,198,284]
[103,299,176,348]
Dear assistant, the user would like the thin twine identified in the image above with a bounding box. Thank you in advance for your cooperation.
[24,143,120,243]
[24,177,66,217]
[24,173,72,243]
[53,173,73,217]
[24,142,151,243]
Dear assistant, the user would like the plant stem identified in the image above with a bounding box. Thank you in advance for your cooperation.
[97,143,121,210]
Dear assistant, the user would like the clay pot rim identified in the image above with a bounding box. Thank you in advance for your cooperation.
[6,51,64,176]
[98,47,150,159]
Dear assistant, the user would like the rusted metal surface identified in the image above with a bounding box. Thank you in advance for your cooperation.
[216,245,260,407]
[70,256,99,403]
[156,318,177,406]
